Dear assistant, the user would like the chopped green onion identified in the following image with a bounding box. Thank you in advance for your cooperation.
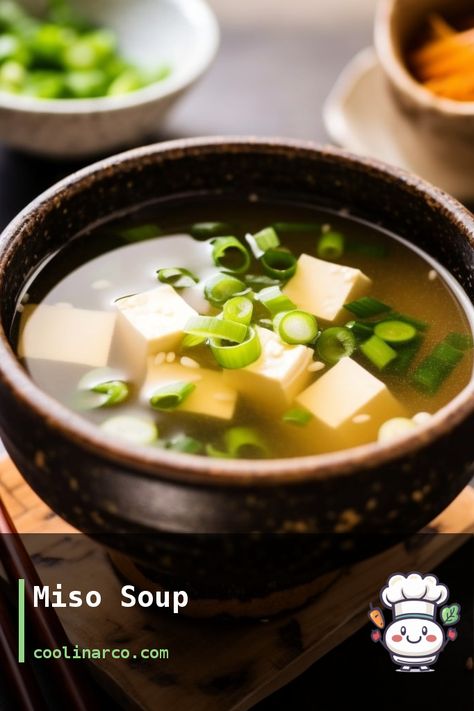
[378,311,428,332]
[224,427,269,459]
[167,434,203,454]
[317,231,345,260]
[317,327,356,365]
[260,249,297,280]
[386,336,423,375]
[360,335,398,370]
[344,297,391,318]
[157,267,199,289]
[119,224,161,242]
[257,285,296,315]
[374,320,417,345]
[90,380,129,407]
[244,273,281,291]
[282,408,313,426]
[204,273,248,306]
[211,236,251,274]
[245,227,280,258]
[210,326,261,369]
[223,296,254,326]
[445,333,474,351]
[101,416,158,446]
[150,381,196,411]
[345,320,374,340]
[191,222,232,239]
[205,444,232,459]
[272,222,319,233]
[411,339,465,395]
[346,242,388,258]
[184,315,247,343]
[276,310,318,345]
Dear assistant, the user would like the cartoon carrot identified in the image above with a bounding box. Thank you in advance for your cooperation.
[368,604,385,629]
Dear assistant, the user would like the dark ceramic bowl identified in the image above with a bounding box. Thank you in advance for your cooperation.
[0,139,473,608]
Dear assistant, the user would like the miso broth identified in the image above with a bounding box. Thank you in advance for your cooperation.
[14,198,474,459]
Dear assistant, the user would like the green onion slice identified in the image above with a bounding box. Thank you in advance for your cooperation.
[245,227,280,258]
[345,320,374,340]
[167,434,204,454]
[374,320,417,345]
[119,224,161,242]
[260,248,297,280]
[101,416,158,446]
[411,339,465,396]
[257,285,296,315]
[344,297,391,318]
[204,273,249,306]
[184,315,247,343]
[272,222,320,234]
[376,311,428,332]
[282,408,313,426]
[91,380,129,407]
[360,335,398,370]
[444,333,474,351]
[150,381,196,411]
[277,310,318,345]
[181,334,207,348]
[223,296,254,326]
[157,267,199,289]
[224,427,269,459]
[211,236,251,274]
[317,327,356,365]
[317,231,345,260]
[386,336,423,375]
[210,326,261,369]
[191,222,232,239]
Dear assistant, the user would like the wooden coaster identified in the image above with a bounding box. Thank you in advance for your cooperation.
[1,457,473,711]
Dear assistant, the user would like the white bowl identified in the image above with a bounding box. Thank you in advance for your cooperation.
[0,0,220,157]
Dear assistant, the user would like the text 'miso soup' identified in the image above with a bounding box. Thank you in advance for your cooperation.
[15,199,474,460]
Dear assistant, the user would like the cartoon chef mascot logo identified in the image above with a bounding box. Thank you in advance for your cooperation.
[369,572,461,672]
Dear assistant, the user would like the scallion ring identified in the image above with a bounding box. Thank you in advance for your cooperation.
[260,248,297,280]
[91,380,129,407]
[184,315,248,343]
[210,326,261,369]
[245,226,280,258]
[101,416,158,445]
[276,310,318,345]
[204,273,249,306]
[157,267,199,289]
[317,231,345,260]
[150,381,196,411]
[211,236,251,274]
[282,408,313,426]
[223,296,254,326]
[257,285,296,315]
[317,327,357,365]
[224,427,269,459]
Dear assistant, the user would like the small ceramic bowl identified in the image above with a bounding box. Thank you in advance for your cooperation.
[375,0,474,193]
[0,139,473,608]
[0,0,219,158]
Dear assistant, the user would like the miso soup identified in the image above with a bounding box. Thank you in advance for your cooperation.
[14,198,474,460]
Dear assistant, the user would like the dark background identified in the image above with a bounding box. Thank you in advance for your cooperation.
[0,12,473,711]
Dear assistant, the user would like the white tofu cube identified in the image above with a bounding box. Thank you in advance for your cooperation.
[223,327,313,411]
[114,286,197,377]
[143,360,237,420]
[295,358,406,451]
[18,304,116,368]
[283,254,372,322]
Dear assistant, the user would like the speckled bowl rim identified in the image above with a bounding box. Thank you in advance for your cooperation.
[0,137,474,488]
[375,0,474,114]
[0,0,220,115]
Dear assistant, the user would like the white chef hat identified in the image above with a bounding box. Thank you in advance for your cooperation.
[381,573,449,621]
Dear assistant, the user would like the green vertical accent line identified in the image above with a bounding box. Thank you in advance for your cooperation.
[18,578,25,664]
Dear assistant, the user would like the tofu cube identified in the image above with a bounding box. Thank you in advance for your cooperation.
[223,326,313,411]
[114,286,197,377]
[283,254,372,322]
[143,360,237,420]
[296,358,407,451]
[18,304,116,368]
